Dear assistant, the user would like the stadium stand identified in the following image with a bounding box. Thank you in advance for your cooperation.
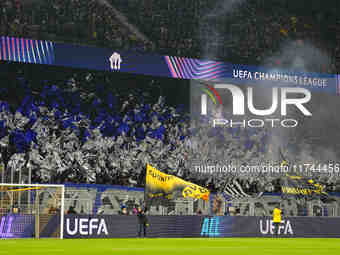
[110,0,338,73]
[0,0,338,73]
[0,0,151,50]
[0,0,340,217]
[0,62,339,199]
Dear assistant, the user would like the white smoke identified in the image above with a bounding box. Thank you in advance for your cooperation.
[199,0,246,59]
[260,39,339,174]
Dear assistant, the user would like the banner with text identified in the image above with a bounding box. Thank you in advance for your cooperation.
[63,215,340,238]
[0,36,337,94]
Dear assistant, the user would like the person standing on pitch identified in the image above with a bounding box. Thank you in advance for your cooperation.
[273,204,282,237]
[137,206,148,237]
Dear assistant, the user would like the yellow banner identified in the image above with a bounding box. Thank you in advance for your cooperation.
[146,164,210,201]
[282,175,327,196]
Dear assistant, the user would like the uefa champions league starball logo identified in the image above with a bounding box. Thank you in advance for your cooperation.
[109,52,122,70]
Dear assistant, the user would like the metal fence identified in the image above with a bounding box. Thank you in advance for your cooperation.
[63,184,209,216]
[224,197,340,217]
[2,182,340,217]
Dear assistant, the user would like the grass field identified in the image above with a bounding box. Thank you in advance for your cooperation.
[1,238,339,255]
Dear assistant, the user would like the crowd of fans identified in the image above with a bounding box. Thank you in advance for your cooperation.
[0,63,191,188]
[111,0,338,73]
[0,0,149,50]
[0,0,338,73]
[0,1,340,204]
[0,63,339,197]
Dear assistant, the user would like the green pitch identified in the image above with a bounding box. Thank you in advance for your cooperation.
[1,238,339,255]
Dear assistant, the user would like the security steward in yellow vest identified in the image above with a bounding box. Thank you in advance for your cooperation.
[273,206,282,237]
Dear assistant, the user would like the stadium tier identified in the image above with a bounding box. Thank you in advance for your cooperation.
[0,0,338,73]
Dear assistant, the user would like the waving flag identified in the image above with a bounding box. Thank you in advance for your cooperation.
[145,164,210,206]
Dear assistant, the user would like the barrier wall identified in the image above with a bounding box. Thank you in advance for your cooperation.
[64,215,203,238]
[2,214,340,238]
[63,215,340,238]
[0,214,60,238]
[231,216,340,238]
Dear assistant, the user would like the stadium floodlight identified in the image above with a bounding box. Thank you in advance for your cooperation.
[0,183,65,239]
